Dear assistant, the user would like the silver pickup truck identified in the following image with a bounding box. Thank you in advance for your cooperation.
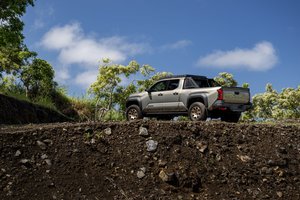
[125,75,252,122]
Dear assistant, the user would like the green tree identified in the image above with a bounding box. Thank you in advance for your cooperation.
[0,0,35,77]
[90,59,172,120]
[20,58,55,100]
[90,59,140,112]
[242,84,300,121]
[214,72,238,87]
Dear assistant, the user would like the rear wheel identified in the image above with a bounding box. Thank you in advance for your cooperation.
[126,105,143,121]
[221,112,241,123]
[188,102,207,121]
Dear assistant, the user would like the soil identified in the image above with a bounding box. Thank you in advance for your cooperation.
[0,121,299,200]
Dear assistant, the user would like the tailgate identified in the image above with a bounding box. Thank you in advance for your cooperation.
[222,87,250,104]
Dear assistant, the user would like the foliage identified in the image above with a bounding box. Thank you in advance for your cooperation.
[214,72,238,87]
[0,0,35,77]
[242,84,300,121]
[20,58,56,100]
[90,59,171,120]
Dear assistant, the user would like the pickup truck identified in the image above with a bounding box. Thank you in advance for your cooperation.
[125,75,252,122]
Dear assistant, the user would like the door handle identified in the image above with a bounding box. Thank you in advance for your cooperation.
[173,92,178,95]
[158,93,163,96]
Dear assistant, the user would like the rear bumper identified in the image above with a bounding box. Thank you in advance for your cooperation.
[210,100,252,112]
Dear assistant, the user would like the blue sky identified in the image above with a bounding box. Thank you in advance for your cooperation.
[22,0,300,96]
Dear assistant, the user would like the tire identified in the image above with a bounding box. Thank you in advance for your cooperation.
[188,102,207,121]
[126,105,143,121]
[221,112,241,123]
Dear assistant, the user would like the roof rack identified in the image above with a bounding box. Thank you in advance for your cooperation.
[159,74,207,80]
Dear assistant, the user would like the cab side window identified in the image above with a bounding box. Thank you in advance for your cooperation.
[150,81,168,92]
[167,79,179,90]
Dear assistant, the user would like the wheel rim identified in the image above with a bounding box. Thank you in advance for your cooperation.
[190,106,202,120]
[128,108,138,120]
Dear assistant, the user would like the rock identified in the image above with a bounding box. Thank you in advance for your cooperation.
[20,159,32,168]
[41,154,48,160]
[104,128,112,135]
[15,150,21,157]
[91,138,96,144]
[20,159,30,164]
[158,159,167,167]
[237,155,251,162]
[276,191,283,198]
[43,139,53,146]
[137,167,146,179]
[146,140,158,152]
[37,140,47,150]
[45,159,52,166]
[159,169,175,182]
[139,127,149,136]
[196,141,207,153]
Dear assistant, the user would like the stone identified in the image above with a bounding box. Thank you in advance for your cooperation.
[137,168,146,179]
[37,140,47,150]
[237,155,251,162]
[146,140,158,152]
[276,191,283,198]
[20,159,30,164]
[43,139,53,146]
[91,138,96,144]
[15,150,21,157]
[45,159,52,166]
[139,127,149,136]
[159,169,175,182]
[104,128,112,135]
[41,154,48,159]
[196,141,207,153]
[158,159,167,167]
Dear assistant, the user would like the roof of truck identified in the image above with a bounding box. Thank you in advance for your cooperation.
[159,74,208,80]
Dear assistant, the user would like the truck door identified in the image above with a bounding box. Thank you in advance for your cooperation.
[144,79,180,113]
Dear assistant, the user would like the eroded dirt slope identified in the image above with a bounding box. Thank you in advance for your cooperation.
[0,121,299,199]
[0,94,70,124]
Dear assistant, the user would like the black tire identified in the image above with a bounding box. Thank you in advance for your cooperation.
[221,112,241,123]
[188,102,207,121]
[126,105,143,121]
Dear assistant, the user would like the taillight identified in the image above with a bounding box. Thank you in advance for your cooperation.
[217,89,223,100]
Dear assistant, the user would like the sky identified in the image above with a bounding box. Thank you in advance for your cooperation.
[22,0,300,96]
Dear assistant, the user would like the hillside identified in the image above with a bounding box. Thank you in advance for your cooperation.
[0,94,71,124]
[0,121,299,199]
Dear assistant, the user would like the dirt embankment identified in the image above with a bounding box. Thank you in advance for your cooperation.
[0,94,70,124]
[0,121,299,199]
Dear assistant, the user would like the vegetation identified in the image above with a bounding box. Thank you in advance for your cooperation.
[89,59,171,121]
[243,84,300,121]
[0,1,299,123]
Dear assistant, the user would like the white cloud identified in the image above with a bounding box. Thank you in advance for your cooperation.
[41,23,82,50]
[55,67,70,84]
[74,70,98,87]
[197,41,278,71]
[41,23,150,87]
[162,40,192,50]
[41,23,149,66]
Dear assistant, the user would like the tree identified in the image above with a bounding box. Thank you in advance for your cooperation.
[0,0,35,77]
[21,58,55,100]
[89,59,172,120]
[214,72,238,87]
[242,84,300,121]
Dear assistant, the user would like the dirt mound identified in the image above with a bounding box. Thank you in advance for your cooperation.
[0,94,71,124]
[0,121,299,199]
